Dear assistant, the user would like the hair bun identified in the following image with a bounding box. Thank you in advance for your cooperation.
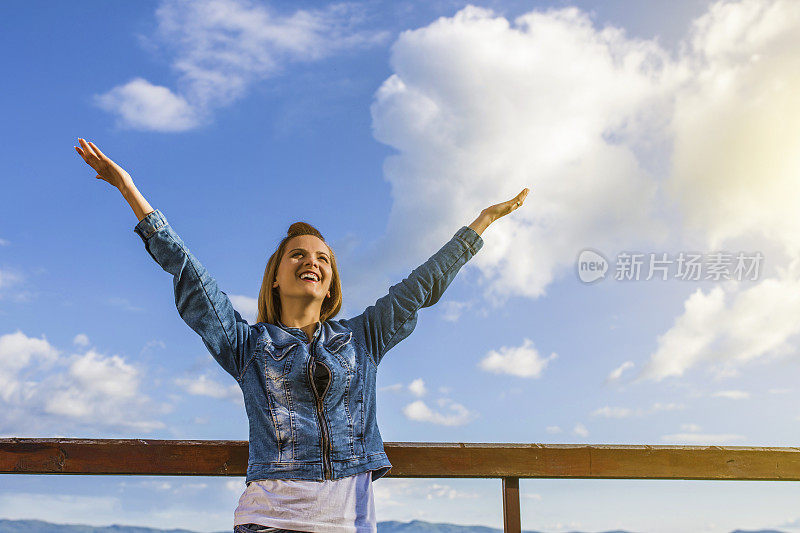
[287,221,324,241]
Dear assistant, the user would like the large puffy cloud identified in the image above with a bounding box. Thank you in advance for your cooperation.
[95,0,390,131]
[668,0,800,256]
[0,330,165,436]
[634,0,800,381]
[348,4,678,312]
[355,0,800,385]
[637,268,800,381]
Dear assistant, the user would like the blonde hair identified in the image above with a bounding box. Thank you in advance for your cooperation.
[256,222,342,325]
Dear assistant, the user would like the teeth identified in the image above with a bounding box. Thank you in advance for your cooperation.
[299,273,319,281]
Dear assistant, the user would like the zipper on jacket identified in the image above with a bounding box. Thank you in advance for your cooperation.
[308,345,333,480]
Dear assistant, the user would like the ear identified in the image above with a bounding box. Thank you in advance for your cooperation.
[273,281,278,288]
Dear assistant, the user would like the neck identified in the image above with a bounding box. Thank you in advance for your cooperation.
[279,298,323,340]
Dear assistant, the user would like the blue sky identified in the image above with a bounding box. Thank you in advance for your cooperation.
[3,0,800,531]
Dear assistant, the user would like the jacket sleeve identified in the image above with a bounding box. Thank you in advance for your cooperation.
[345,226,484,366]
[134,209,253,380]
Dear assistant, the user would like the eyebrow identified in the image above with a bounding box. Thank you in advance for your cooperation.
[288,248,330,258]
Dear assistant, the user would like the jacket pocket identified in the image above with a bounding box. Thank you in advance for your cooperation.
[324,331,356,372]
[262,341,299,462]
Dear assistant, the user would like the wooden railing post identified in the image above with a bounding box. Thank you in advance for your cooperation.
[502,476,520,533]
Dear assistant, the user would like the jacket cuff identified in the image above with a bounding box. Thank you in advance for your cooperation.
[133,209,169,242]
[455,225,484,255]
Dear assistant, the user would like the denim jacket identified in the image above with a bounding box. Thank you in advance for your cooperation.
[134,209,483,483]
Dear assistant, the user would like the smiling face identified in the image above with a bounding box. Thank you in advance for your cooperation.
[272,234,333,306]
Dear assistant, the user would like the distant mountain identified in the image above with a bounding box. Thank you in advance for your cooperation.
[0,520,200,533]
[730,530,789,533]
[0,518,788,533]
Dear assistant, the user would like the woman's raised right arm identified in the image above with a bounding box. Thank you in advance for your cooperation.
[75,138,153,222]
[75,138,254,380]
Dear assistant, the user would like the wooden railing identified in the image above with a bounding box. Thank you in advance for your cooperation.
[3,439,800,533]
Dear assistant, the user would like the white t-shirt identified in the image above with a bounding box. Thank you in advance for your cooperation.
[233,471,377,533]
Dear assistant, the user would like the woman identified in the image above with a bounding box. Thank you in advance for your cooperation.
[75,138,529,533]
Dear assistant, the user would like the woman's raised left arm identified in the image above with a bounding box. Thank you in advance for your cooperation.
[346,187,531,366]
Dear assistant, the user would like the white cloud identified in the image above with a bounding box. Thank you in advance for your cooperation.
[174,373,242,404]
[572,422,588,437]
[661,432,745,444]
[425,482,480,500]
[402,398,476,426]
[712,389,751,399]
[45,351,140,417]
[343,0,800,392]
[226,479,246,494]
[591,402,686,419]
[0,493,124,525]
[350,3,676,313]
[0,237,9,246]
[439,300,472,322]
[408,377,427,397]
[479,338,556,378]
[637,272,800,381]
[94,78,199,132]
[651,402,686,412]
[0,268,22,290]
[95,0,390,132]
[141,339,167,355]
[637,286,727,381]
[72,333,90,347]
[545,425,562,434]
[0,329,59,402]
[630,0,800,384]
[662,422,745,444]
[228,293,258,324]
[605,361,634,384]
[107,296,146,312]
[379,382,404,392]
[0,330,164,435]
[667,0,800,258]
[592,406,636,418]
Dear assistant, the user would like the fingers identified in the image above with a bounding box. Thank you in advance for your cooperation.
[75,138,103,172]
[78,138,97,158]
[511,187,531,210]
[88,141,106,160]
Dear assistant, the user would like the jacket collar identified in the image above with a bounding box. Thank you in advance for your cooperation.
[268,320,352,354]
[277,318,323,344]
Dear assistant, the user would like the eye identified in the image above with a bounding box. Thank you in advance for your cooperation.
[320,256,329,263]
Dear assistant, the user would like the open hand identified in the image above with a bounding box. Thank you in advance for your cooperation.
[482,187,530,222]
[74,138,135,191]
